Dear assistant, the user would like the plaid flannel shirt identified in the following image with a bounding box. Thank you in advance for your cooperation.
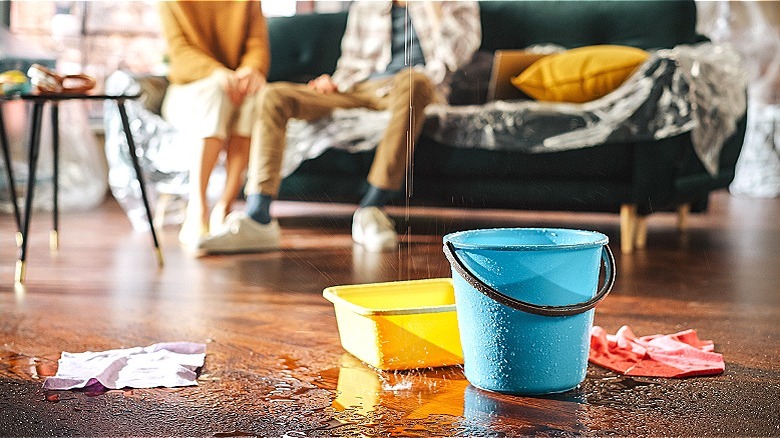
[331,1,481,97]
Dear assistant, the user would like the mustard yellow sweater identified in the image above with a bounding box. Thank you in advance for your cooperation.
[158,0,270,85]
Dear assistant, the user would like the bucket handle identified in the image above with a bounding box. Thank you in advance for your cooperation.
[443,241,615,317]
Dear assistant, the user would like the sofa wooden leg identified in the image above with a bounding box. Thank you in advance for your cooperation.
[635,215,648,250]
[677,203,691,231]
[620,204,637,254]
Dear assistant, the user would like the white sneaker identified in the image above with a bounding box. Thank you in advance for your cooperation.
[352,207,398,252]
[209,203,229,235]
[195,211,280,256]
[178,220,208,250]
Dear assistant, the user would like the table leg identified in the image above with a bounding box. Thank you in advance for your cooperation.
[116,100,164,267]
[50,102,59,252]
[0,103,23,246]
[16,101,45,283]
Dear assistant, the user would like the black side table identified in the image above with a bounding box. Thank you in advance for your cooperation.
[0,93,163,283]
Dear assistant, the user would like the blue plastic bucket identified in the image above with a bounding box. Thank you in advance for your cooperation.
[443,228,615,395]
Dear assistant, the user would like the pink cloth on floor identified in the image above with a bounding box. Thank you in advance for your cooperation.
[589,325,725,378]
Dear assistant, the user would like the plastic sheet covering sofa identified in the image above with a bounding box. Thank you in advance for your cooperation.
[699,1,780,199]
[104,0,748,254]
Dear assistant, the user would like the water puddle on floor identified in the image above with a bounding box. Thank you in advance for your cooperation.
[213,431,258,437]
[0,350,145,403]
[235,353,472,436]
[0,351,59,381]
[578,368,665,410]
[264,354,319,404]
[299,355,682,435]
[0,347,679,435]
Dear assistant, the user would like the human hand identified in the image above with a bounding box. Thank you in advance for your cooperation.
[307,74,338,94]
[221,67,266,106]
[220,70,243,106]
[235,66,266,97]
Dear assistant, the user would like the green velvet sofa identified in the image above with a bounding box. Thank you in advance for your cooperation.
[107,1,746,254]
[266,0,747,254]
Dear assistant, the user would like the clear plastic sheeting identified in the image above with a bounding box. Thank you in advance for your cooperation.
[425,42,746,177]
[283,43,745,178]
[729,104,780,197]
[104,72,202,230]
[282,110,391,177]
[0,100,107,215]
[103,42,746,226]
[105,73,167,230]
[700,1,780,198]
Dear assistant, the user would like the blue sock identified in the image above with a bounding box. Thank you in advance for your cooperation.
[245,193,273,224]
[359,185,395,208]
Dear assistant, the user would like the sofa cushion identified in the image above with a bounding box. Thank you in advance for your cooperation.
[448,51,494,105]
[511,45,649,103]
[267,12,347,83]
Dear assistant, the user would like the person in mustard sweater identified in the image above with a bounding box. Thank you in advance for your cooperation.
[158,0,270,249]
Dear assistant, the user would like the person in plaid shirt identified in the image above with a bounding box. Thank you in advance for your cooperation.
[196,0,482,255]
[197,0,481,256]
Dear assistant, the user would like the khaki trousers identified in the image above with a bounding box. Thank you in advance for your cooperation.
[246,69,437,196]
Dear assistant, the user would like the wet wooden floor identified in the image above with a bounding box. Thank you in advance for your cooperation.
[1,190,779,436]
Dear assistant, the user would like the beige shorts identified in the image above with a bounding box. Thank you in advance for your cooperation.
[161,69,257,140]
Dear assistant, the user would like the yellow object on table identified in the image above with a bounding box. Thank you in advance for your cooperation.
[0,70,30,95]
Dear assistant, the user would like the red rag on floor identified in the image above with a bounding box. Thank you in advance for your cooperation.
[589,325,725,378]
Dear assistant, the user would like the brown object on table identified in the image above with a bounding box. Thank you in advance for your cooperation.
[27,63,96,95]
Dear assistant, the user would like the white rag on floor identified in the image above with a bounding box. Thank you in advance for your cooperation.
[42,342,207,390]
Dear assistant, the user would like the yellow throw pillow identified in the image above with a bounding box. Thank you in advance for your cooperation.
[511,45,649,103]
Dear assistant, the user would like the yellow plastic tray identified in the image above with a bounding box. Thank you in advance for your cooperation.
[323,278,463,370]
